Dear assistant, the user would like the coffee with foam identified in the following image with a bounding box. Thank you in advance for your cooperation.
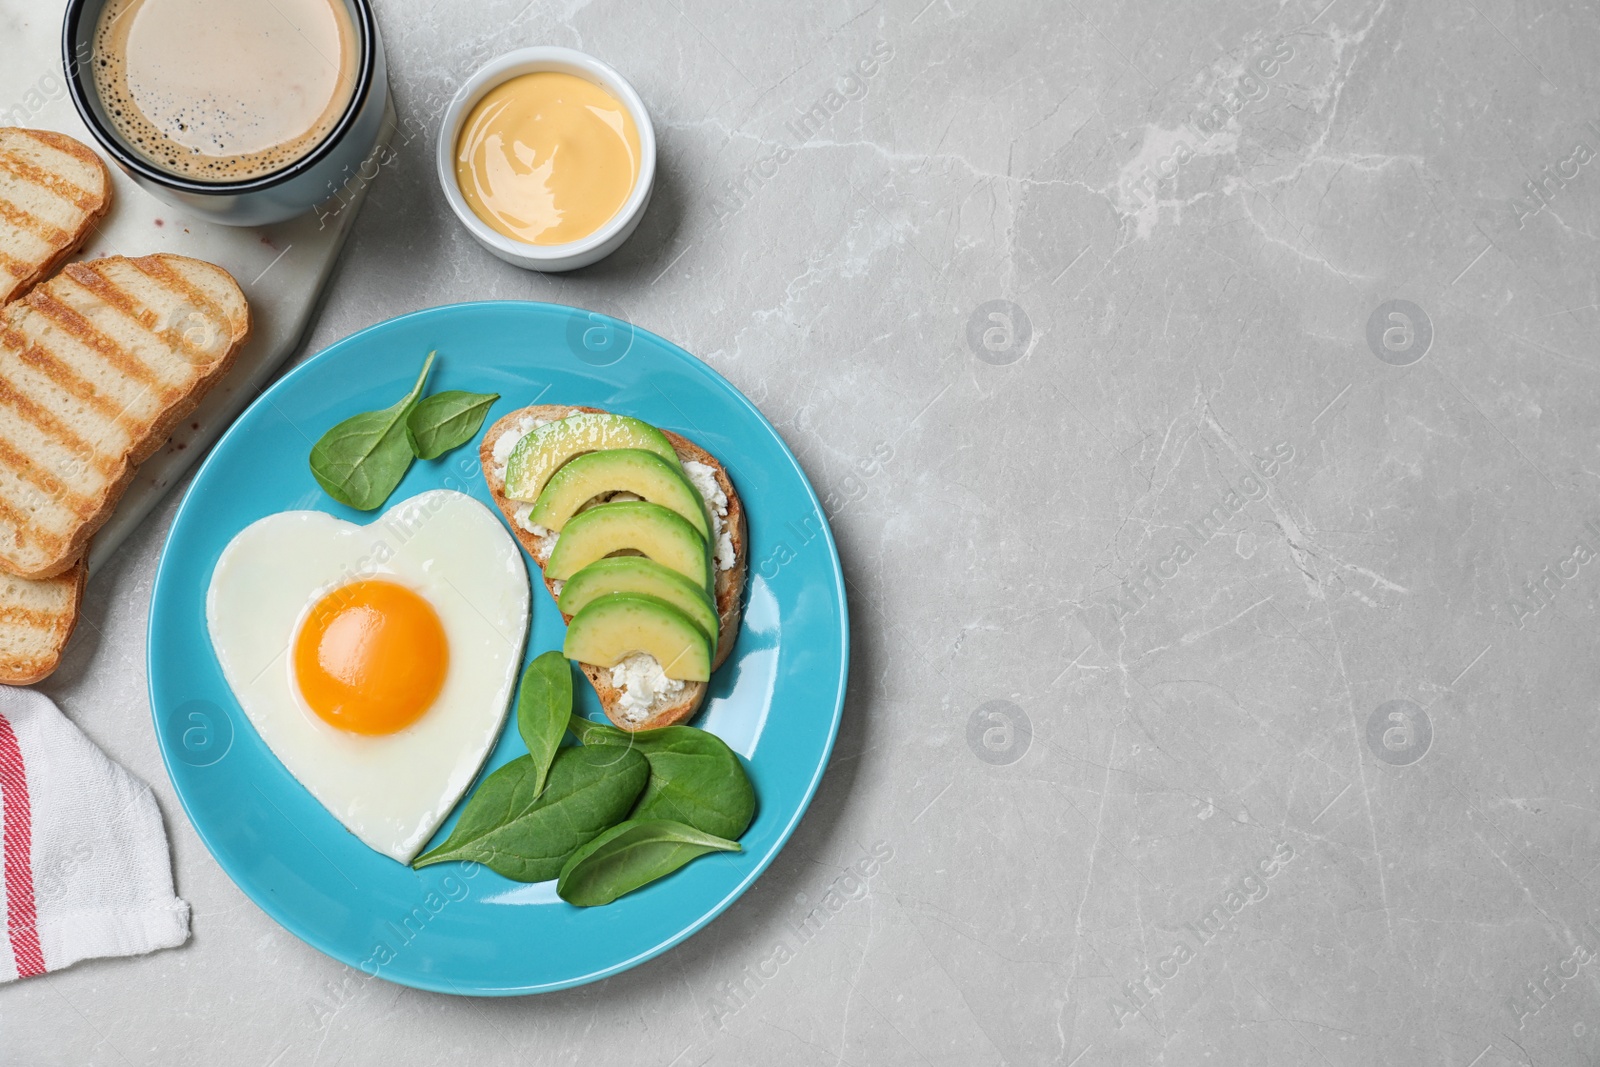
[92,0,359,183]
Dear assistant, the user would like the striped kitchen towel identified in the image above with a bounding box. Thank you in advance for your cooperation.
[0,687,188,981]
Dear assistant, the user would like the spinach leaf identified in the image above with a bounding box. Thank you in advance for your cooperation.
[568,714,629,747]
[557,819,740,907]
[517,651,572,798]
[406,389,499,460]
[568,716,756,840]
[412,745,647,881]
[309,352,433,510]
[625,730,755,839]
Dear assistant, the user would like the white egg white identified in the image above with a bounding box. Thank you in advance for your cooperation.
[206,489,530,863]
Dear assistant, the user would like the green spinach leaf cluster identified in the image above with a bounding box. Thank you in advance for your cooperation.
[309,351,498,509]
[415,651,753,906]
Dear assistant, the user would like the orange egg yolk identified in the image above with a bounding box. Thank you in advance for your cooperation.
[292,580,448,735]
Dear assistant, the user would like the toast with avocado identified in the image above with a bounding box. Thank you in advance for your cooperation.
[480,405,747,731]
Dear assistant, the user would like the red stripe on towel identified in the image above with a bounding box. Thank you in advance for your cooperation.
[0,712,43,977]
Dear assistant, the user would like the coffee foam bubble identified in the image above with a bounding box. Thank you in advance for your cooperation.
[92,0,358,184]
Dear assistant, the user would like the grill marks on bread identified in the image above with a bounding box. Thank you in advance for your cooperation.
[0,129,111,306]
[0,561,86,684]
[0,254,249,578]
[0,129,119,683]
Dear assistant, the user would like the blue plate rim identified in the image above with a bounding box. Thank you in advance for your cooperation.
[146,299,851,996]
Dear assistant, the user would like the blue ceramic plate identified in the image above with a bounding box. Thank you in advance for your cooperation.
[147,302,848,995]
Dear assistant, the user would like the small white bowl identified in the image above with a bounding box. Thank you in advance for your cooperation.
[437,47,656,272]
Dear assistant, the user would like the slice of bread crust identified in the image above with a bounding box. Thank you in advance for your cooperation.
[0,558,86,684]
[0,128,112,307]
[0,129,113,682]
[480,405,748,731]
[0,253,250,579]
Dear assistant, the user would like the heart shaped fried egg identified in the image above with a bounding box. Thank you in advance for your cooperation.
[206,490,529,862]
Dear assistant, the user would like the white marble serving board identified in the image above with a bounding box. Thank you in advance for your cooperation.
[0,0,384,572]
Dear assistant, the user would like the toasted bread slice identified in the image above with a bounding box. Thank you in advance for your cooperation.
[0,558,86,684]
[480,405,749,731]
[0,129,113,682]
[0,129,112,307]
[0,253,250,579]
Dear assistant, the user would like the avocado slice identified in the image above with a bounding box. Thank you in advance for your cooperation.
[546,501,711,590]
[559,557,719,642]
[503,413,679,503]
[563,593,713,681]
[531,449,710,538]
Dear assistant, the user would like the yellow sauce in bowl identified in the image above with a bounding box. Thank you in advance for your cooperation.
[454,71,641,247]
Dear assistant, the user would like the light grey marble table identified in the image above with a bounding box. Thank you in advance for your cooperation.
[7,0,1600,1064]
